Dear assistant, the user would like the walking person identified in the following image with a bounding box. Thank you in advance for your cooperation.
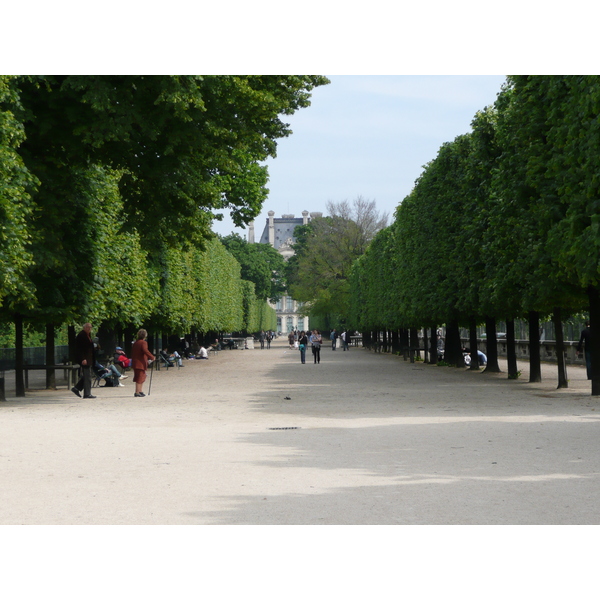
[131,329,155,397]
[72,322,96,398]
[260,330,265,349]
[266,331,272,349]
[330,329,338,350]
[310,329,322,364]
[577,321,593,380]
[298,330,308,364]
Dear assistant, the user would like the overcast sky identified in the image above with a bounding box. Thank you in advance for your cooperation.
[212,75,507,239]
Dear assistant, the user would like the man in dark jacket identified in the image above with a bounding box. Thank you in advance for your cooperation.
[72,322,96,398]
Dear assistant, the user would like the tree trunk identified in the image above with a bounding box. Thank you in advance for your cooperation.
[589,286,600,396]
[97,322,118,362]
[429,327,438,365]
[528,310,542,383]
[409,327,418,363]
[123,326,135,356]
[445,321,464,367]
[553,308,568,389]
[15,313,25,397]
[483,316,501,373]
[391,329,399,355]
[45,322,56,389]
[469,318,479,371]
[400,328,409,360]
[506,319,518,379]
[68,324,77,363]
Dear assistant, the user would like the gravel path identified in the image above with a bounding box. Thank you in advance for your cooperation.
[1,338,598,525]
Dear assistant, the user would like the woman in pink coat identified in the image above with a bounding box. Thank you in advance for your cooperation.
[131,329,155,397]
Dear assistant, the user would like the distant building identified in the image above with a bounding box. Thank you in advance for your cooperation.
[248,210,322,333]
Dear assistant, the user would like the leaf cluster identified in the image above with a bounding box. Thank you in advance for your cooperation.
[350,76,597,334]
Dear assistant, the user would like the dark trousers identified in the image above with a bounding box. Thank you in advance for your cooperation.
[75,365,92,397]
[312,346,320,364]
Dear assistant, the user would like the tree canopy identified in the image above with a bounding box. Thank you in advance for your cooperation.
[287,197,388,328]
[220,233,287,301]
[348,75,599,392]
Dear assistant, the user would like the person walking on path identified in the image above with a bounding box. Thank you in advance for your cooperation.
[310,329,322,364]
[266,331,272,349]
[577,322,593,380]
[330,329,338,350]
[131,329,155,397]
[298,330,308,364]
[340,330,349,351]
[259,330,265,349]
[72,322,96,399]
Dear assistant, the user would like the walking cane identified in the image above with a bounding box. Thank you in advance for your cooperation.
[148,357,155,396]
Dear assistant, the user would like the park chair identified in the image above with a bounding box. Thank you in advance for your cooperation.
[92,365,117,388]
[159,350,177,369]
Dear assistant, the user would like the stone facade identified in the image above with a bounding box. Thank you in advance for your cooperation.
[248,210,322,333]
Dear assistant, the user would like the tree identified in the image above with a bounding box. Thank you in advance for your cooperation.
[542,75,600,394]
[490,77,588,385]
[220,233,287,301]
[0,76,38,310]
[287,197,387,327]
[1,75,329,394]
[13,75,330,249]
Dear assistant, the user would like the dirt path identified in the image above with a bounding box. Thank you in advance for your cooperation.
[1,338,598,524]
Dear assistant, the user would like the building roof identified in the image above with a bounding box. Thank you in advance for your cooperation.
[257,215,300,250]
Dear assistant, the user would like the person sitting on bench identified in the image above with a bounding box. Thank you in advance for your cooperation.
[114,347,132,371]
[94,361,126,387]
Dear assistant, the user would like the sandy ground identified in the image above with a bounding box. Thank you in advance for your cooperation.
[1,338,599,525]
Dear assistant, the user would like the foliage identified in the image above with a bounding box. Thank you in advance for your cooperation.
[13,75,329,250]
[220,232,287,301]
[0,75,328,349]
[0,321,69,348]
[287,197,387,327]
[0,76,38,310]
[349,76,597,379]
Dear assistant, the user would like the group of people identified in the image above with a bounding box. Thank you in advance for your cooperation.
[295,330,324,364]
[259,330,274,349]
[72,324,155,399]
[286,328,355,364]
[329,329,351,351]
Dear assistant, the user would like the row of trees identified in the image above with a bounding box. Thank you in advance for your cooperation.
[0,75,328,394]
[348,76,600,395]
[285,197,388,332]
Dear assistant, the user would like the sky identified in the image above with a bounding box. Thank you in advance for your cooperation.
[211,75,507,239]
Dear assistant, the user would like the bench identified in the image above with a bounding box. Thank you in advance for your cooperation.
[23,364,81,389]
[221,338,243,350]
